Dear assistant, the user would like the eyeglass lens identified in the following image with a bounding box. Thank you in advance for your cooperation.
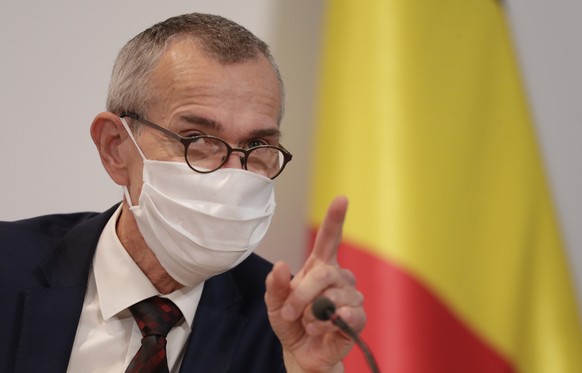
[186,137,284,178]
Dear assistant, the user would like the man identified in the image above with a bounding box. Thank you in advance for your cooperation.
[0,13,365,373]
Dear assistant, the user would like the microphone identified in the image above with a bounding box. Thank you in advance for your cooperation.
[312,297,381,373]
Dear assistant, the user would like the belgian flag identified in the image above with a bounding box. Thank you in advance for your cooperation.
[309,0,582,372]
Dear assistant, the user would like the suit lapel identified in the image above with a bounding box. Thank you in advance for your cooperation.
[14,205,118,373]
[179,270,247,373]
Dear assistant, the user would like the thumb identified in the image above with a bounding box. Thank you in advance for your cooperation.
[265,261,292,314]
[265,261,307,350]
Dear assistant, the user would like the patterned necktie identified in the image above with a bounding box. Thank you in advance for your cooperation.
[125,296,184,373]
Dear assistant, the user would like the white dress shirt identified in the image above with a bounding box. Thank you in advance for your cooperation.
[67,205,204,373]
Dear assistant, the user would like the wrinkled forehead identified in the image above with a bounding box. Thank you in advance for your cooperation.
[146,38,284,123]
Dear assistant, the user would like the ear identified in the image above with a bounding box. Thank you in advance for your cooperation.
[90,112,131,186]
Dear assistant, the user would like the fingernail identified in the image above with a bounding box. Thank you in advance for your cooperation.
[340,308,352,322]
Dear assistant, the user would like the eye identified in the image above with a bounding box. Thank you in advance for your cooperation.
[182,131,204,138]
[189,136,216,147]
[246,138,269,149]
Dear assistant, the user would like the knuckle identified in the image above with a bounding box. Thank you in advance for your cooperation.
[311,264,336,284]
[340,268,356,285]
[355,289,365,304]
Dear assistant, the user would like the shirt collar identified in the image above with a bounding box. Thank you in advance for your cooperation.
[93,204,203,328]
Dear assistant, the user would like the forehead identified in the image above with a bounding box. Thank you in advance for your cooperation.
[145,38,282,127]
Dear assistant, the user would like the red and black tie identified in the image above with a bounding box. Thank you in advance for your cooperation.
[125,296,184,373]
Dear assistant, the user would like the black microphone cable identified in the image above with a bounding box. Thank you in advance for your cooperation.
[312,297,381,373]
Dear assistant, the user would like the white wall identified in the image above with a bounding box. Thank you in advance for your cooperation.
[505,0,582,311]
[1,0,581,313]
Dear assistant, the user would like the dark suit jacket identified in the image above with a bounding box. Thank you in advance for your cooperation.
[0,205,284,372]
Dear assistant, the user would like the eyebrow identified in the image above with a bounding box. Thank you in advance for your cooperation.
[180,114,221,130]
[250,127,281,138]
[179,114,281,138]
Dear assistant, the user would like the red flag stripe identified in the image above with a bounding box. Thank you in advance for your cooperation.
[311,229,515,373]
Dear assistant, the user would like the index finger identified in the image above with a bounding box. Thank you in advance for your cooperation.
[306,195,349,269]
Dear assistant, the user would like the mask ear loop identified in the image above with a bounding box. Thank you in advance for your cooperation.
[119,117,148,208]
[120,117,148,160]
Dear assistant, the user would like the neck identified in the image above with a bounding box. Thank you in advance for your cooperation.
[116,203,183,294]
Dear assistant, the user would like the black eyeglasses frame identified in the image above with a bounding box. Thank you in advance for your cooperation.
[119,112,292,179]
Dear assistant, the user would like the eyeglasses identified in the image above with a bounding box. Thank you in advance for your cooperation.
[119,112,292,179]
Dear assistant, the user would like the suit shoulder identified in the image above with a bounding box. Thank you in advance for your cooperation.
[0,211,103,268]
[0,211,101,239]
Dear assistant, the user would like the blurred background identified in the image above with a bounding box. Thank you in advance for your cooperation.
[1,1,581,370]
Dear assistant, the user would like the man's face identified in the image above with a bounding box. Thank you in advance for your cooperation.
[123,38,282,204]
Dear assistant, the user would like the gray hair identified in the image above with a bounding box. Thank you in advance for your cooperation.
[106,13,285,123]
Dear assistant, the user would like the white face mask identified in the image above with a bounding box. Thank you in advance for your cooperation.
[120,118,276,287]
